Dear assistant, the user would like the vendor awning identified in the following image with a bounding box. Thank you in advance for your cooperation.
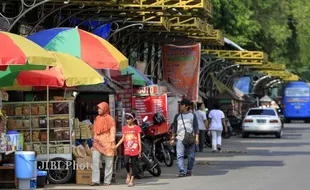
[216,89,243,101]
[75,77,123,93]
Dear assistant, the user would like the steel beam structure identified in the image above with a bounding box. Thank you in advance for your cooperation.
[170,17,213,35]
[259,71,299,81]
[248,63,286,71]
[119,0,212,17]
[201,50,268,65]
[189,30,224,45]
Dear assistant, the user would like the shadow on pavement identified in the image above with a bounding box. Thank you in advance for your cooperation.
[236,141,310,148]
[193,160,284,176]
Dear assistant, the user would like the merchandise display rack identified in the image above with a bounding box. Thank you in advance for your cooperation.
[3,100,75,161]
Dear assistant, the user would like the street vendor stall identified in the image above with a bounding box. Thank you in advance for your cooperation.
[0,51,104,184]
[133,85,169,136]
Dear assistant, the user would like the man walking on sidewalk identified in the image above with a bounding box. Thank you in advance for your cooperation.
[194,102,208,152]
[170,98,199,177]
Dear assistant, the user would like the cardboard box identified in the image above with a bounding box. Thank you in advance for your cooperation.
[76,169,91,185]
[76,157,92,170]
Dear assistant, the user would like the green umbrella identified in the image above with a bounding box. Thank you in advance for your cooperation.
[0,69,20,87]
[2,64,46,72]
[121,66,153,86]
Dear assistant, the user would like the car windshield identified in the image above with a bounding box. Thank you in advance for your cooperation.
[247,109,276,116]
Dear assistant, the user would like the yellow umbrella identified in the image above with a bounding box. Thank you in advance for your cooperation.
[0,51,104,87]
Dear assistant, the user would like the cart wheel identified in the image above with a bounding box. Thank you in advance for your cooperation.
[48,157,73,184]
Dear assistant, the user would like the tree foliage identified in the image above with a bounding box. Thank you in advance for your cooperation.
[211,0,310,80]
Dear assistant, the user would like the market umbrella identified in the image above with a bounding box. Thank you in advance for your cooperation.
[121,66,153,86]
[0,51,104,163]
[27,27,128,70]
[0,31,57,71]
[0,51,104,87]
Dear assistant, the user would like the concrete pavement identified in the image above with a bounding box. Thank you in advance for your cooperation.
[43,123,310,190]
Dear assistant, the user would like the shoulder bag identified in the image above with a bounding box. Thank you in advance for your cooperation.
[181,114,196,146]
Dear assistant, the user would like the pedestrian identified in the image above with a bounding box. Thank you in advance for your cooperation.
[115,112,142,187]
[90,102,116,186]
[170,98,199,177]
[207,103,228,153]
[194,102,208,152]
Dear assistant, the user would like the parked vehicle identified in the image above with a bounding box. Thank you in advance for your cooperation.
[154,132,175,167]
[135,116,161,179]
[283,81,310,123]
[242,108,283,138]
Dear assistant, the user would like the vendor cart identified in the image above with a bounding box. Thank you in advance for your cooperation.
[2,100,75,184]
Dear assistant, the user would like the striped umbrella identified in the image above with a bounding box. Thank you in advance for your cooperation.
[0,31,57,71]
[121,66,153,86]
[0,52,104,88]
[27,27,128,70]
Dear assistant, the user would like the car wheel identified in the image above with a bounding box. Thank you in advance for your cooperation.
[242,133,249,138]
[275,131,283,138]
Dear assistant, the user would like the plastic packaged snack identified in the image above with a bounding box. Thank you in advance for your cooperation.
[54,119,62,128]
[16,120,23,129]
[32,131,40,142]
[15,106,23,116]
[38,104,46,115]
[32,118,39,128]
[23,119,31,128]
[61,119,69,128]
[40,132,47,141]
[23,105,30,115]
[62,130,70,140]
[39,119,47,128]
[31,105,39,115]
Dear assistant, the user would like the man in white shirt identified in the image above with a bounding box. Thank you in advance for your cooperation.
[208,103,227,152]
[194,103,208,152]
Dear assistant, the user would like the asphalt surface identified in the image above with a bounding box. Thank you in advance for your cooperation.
[43,123,310,190]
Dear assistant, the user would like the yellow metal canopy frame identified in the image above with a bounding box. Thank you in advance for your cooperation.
[247,63,286,71]
[201,50,268,65]
[49,0,224,45]
[259,71,299,81]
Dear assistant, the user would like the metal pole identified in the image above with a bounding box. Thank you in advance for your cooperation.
[46,86,50,163]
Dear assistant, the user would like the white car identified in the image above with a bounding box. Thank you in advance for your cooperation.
[242,108,283,138]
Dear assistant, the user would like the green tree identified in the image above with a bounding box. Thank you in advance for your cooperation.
[211,0,310,80]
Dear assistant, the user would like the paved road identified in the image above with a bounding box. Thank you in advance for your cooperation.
[45,123,310,190]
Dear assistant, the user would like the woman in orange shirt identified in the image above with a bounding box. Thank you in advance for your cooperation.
[90,102,116,186]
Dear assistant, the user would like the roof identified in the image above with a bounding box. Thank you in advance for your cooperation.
[216,89,243,100]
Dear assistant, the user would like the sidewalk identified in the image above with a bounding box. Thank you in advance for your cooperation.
[42,137,246,189]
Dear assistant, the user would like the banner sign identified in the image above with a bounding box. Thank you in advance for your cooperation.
[113,74,133,112]
[162,44,201,102]
[112,74,132,129]
[133,85,167,96]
